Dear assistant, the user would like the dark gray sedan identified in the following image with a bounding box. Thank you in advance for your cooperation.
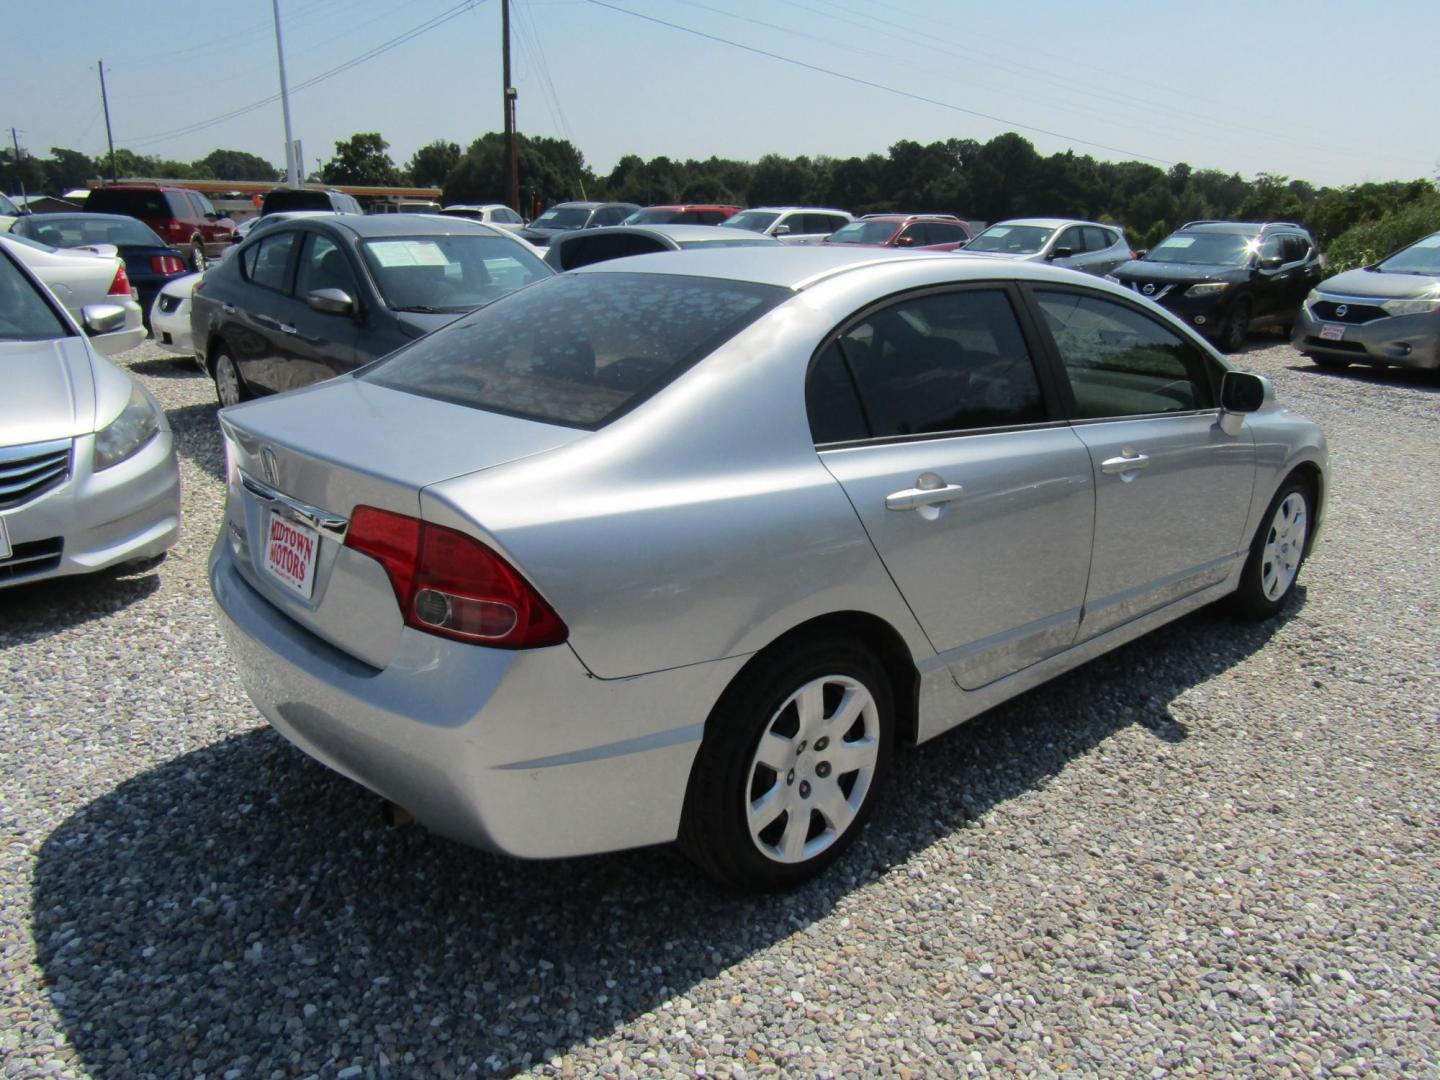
[543,224,779,271]
[191,215,552,406]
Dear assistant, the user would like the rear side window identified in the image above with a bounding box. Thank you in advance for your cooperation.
[86,189,170,218]
[1035,290,1216,418]
[365,272,787,428]
[243,231,298,292]
[808,289,1048,442]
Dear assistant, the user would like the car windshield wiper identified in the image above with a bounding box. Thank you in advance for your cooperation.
[393,304,468,313]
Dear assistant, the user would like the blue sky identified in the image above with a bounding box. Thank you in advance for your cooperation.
[6,0,1437,188]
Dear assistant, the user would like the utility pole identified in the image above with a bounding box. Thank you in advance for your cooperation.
[502,0,519,211]
[97,59,117,182]
[271,0,300,187]
[9,128,27,206]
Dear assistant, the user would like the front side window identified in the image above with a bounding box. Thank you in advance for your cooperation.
[243,230,298,292]
[807,289,1048,443]
[364,271,787,428]
[1055,226,1085,254]
[358,233,549,312]
[0,250,70,342]
[1035,290,1215,419]
[295,233,357,297]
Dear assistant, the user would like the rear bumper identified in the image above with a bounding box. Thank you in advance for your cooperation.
[0,429,180,587]
[210,536,747,859]
[1293,306,1440,370]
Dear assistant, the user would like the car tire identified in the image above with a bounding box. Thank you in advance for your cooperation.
[1219,298,1252,353]
[1227,478,1313,621]
[680,634,893,891]
[212,348,250,408]
[190,241,207,272]
[1313,356,1350,372]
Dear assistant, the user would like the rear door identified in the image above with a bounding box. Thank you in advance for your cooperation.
[811,285,1096,689]
[1028,286,1255,640]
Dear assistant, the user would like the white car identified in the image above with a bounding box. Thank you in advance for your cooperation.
[0,239,180,587]
[725,206,854,245]
[150,271,203,363]
[0,234,144,355]
[437,204,527,234]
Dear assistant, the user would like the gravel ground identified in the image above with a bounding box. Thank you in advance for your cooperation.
[2,336,1437,1079]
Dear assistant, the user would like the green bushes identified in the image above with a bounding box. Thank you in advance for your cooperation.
[1323,188,1440,273]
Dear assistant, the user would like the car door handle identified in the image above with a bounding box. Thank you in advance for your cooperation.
[279,323,297,335]
[886,474,964,511]
[1101,451,1151,475]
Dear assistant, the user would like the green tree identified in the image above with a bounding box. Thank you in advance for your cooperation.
[444,132,593,210]
[407,140,461,188]
[323,133,404,186]
[43,148,98,191]
[195,148,280,181]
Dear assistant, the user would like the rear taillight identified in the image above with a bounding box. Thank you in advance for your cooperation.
[108,263,133,297]
[345,506,568,648]
[151,254,186,275]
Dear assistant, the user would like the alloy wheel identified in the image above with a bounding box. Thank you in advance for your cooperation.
[214,355,242,408]
[744,674,880,864]
[1261,491,1308,601]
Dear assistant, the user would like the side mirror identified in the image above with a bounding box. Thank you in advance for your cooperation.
[894,235,915,247]
[1258,255,1283,270]
[1134,249,1148,260]
[1048,246,1074,261]
[1218,370,1269,435]
[307,288,355,316]
[773,223,791,236]
[81,303,128,336]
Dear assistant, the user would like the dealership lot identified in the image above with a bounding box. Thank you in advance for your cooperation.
[2,338,1436,1077]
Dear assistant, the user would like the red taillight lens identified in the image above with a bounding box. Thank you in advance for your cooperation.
[345,506,567,649]
[108,263,133,296]
[151,255,186,275]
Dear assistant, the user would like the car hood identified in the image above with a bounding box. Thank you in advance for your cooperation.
[1111,259,1245,284]
[1317,267,1440,300]
[0,335,97,442]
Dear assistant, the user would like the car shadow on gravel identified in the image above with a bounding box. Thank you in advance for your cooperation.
[165,401,226,481]
[0,559,163,647]
[31,598,1298,1077]
[128,356,204,380]
[1286,361,1440,392]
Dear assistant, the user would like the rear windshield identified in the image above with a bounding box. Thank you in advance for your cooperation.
[86,189,171,218]
[263,190,334,214]
[364,271,788,429]
[18,214,163,248]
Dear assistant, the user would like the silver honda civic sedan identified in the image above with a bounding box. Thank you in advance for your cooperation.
[1,241,180,587]
[211,246,1327,890]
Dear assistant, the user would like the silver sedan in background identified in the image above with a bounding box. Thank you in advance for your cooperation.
[211,247,1326,890]
[961,217,1135,276]
[0,241,180,586]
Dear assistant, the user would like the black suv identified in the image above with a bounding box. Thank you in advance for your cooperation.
[1108,221,1324,351]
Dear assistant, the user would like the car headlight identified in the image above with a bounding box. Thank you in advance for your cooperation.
[1184,282,1229,298]
[94,386,160,471]
[1380,297,1440,317]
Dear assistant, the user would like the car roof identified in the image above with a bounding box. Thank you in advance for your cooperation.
[574,224,765,242]
[1179,221,1269,235]
[856,215,962,225]
[739,206,850,214]
[985,217,1088,230]
[636,204,740,212]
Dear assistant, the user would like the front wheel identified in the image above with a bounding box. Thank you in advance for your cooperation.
[1219,298,1252,353]
[1228,480,1312,620]
[680,635,893,891]
[212,349,250,408]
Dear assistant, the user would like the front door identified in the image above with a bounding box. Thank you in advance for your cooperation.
[1030,287,1256,640]
[808,286,1095,690]
[264,230,359,392]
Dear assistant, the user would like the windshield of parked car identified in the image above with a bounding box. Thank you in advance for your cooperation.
[966,224,1055,254]
[1374,234,1440,276]
[827,220,901,245]
[358,233,551,313]
[1145,232,1255,266]
[17,214,164,249]
[0,249,70,341]
[624,208,684,225]
[531,207,591,230]
[726,210,780,233]
[363,271,788,428]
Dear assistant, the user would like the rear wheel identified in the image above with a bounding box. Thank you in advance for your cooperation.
[1228,479,1312,620]
[1219,298,1252,353]
[680,635,893,891]
[190,241,207,272]
[212,349,250,408]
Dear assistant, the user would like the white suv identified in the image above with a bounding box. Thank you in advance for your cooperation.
[726,206,852,245]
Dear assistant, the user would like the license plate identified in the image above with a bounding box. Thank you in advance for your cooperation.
[264,510,320,598]
[0,516,10,561]
[1319,324,1346,341]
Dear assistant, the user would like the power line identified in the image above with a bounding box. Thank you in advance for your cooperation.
[121,0,486,150]
[585,0,1174,166]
